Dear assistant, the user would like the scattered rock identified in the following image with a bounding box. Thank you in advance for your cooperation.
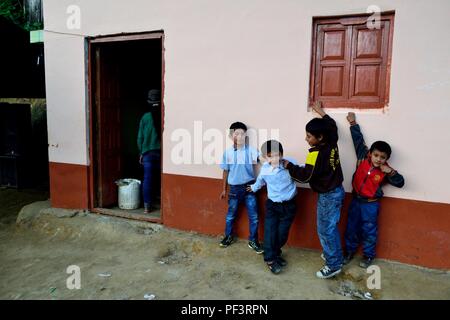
[332,280,375,300]
[16,200,51,225]
[98,272,112,277]
[364,292,373,300]
[144,293,156,300]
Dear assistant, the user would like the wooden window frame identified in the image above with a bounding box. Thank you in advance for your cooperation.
[309,12,395,109]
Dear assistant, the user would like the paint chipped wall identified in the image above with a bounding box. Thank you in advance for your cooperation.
[43,0,450,204]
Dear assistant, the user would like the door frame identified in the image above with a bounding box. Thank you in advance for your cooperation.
[86,31,165,223]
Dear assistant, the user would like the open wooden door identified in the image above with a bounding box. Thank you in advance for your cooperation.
[94,45,122,207]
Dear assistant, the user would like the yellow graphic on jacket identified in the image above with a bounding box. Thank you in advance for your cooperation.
[329,147,340,171]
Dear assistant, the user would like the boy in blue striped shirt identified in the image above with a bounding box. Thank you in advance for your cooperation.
[247,140,299,274]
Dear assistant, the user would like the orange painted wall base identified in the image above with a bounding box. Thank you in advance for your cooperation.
[48,164,450,270]
[162,173,450,270]
[49,162,89,209]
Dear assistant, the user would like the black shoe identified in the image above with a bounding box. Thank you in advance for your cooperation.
[343,252,355,265]
[276,256,287,267]
[359,256,374,268]
[219,235,234,247]
[316,265,341,279]
[267,261,282,274]
[248,241,264,254]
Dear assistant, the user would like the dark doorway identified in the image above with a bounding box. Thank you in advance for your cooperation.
[89,33,163,223]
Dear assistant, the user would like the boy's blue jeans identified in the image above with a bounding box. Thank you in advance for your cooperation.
[344,198,380,259]
[317,185,345,271]
[225,183,259,242]
[142,150,161,207]
[263,197,296,262]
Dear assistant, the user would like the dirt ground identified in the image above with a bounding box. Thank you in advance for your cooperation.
[0,188,449,300]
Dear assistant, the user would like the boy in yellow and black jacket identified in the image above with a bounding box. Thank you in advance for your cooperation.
[282,101,344,279]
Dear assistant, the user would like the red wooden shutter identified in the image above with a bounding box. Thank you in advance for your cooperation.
[314,24,352,102]
[310,13,394,109]
[348,20,391,107]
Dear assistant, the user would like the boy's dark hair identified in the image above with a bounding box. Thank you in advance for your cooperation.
[261,140,283,156]
[370,141,392,159]
[229,121,247,132]
[305,118,329,141]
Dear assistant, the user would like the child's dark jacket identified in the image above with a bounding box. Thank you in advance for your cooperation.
[287,115,344,193]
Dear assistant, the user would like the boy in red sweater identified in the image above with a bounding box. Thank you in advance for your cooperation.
[344,112,405,268]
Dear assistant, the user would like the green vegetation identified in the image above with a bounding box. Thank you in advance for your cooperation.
[0,0,43,31]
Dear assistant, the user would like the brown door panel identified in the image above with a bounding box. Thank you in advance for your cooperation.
[95,46,122,208]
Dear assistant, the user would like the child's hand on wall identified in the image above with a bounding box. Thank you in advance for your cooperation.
[311,101,326,117]
[347,112,356,124]
[220,190,227,200]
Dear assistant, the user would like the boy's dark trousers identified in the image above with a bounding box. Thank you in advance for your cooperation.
[263,197,297,262]
[225,182,259,242]
[344,197,380,259]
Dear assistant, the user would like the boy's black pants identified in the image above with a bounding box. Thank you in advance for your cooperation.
[263,197,297,262]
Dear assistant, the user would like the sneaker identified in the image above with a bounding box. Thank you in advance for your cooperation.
[248,241,264,254]
[219,235,234,248]
[359,256,374,268]
[267,261,282,274]
[316,265,341,279]
[276,256,287,267]
[343,252,355,265]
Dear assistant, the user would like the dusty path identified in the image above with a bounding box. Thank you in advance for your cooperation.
[0,190,449,300]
